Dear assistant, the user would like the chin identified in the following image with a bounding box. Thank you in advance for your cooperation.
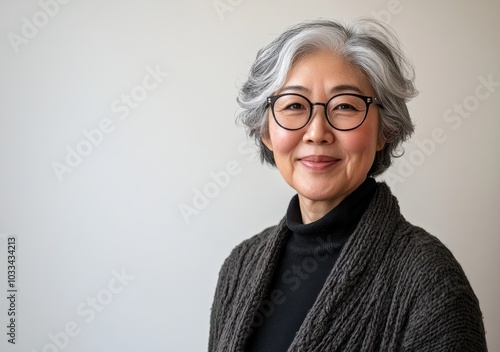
[296,187,342,202]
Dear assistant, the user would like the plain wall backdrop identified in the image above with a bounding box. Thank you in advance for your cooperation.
[0,0,498,351]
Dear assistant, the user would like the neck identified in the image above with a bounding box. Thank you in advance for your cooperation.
[297,178,374,224]
[298,194,347,224]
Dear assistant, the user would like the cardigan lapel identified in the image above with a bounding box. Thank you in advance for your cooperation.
[218,219,291,352]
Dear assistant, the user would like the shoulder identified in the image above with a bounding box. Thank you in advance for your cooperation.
[371,182,468,281]
[209,220,285,338]
[395,220,467,280]
[366,182,471,286]
[392,221,487,350]
[219,221,283,275]
[211,218,288,310]
[390,219,473,295]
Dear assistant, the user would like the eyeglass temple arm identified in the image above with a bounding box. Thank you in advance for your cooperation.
[373,97,384,108]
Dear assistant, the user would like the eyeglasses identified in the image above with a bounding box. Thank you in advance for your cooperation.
[266,93,382,131]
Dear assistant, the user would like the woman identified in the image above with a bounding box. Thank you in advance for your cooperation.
[209,18,487,351]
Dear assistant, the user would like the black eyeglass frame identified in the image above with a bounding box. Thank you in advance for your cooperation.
[266,92,382,131]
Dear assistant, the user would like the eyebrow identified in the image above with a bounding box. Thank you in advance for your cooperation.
[279,84,364,95]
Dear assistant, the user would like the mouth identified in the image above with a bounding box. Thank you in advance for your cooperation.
[299,155,340,171]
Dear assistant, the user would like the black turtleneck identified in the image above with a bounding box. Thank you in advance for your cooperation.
[245,178,377,352]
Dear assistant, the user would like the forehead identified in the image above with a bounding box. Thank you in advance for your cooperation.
[283,50,373,95]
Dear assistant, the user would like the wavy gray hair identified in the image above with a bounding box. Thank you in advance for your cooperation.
[236,18,418,176]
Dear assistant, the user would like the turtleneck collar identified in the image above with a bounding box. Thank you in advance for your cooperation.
[285,177,377,243]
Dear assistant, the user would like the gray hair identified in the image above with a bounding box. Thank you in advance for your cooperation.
[236,18,418,176]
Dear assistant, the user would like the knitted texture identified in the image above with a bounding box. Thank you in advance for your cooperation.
[208,183,487,351]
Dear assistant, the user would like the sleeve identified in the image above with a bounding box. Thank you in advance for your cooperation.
[400,237,487,351]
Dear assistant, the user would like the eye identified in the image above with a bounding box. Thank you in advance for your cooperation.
[273,94,310,116]
[285,102,307,111]
[334,103,357,111]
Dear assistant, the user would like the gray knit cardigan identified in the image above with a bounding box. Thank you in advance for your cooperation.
[208,182,487,351]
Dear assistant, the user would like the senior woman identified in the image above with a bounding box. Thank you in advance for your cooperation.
[208,18,486,351]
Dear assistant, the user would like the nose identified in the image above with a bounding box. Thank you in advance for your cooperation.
[302,105,335,144]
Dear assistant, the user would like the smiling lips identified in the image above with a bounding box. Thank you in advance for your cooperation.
[299,155,340,170]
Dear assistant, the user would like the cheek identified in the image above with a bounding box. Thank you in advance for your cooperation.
[339,128,379,156]
[268,124,302,156]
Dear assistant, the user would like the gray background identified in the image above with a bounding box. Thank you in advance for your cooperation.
[0,0,499,351]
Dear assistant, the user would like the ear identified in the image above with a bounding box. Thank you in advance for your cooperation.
[376,127,386,151]
[261,133,273,152]
[376,134,385,151]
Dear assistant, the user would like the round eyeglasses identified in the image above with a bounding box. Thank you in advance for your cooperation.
[266,93,382,131]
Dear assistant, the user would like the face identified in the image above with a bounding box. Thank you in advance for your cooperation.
[262,50,385,222]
